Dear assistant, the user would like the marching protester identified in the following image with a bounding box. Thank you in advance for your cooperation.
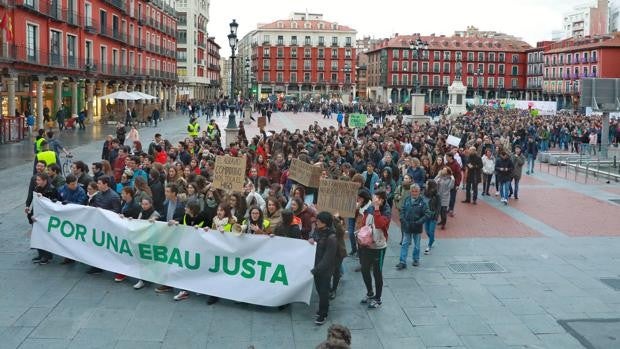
[311,211,338,325]
[397,184,431,269]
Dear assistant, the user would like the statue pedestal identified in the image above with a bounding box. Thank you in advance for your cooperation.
[448,80,467,118]
[403,93,430,125]
[242,106,253,125]
[225,128,238,147]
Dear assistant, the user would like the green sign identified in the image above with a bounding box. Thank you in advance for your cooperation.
[349,113,367,128]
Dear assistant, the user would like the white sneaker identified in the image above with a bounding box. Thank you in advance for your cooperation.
[495,192,499,196]
[424,247,431,255]
[133,280,145,290]
[173,290,190,301]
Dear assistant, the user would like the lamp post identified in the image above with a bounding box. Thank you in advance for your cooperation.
[245,57,250,99]
[410,37,428,98]
[226,19,239,129]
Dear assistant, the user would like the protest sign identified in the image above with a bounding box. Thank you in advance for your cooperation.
[257,116,267,128]
[212,155,246,192]
[317,179,360,218]
[447,135,462,147]
[31,196,315,306]
[288,158,322,188]
[349,113,367,128]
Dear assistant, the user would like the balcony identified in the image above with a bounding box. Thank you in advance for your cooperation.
[83,16,98,32]
[104,0,125,12]
[63,9,79,27]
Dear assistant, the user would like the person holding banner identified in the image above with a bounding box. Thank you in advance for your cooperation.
[27,172,60,265]
[311,212,338,325]
[359,190,391,309]
[240,206,270,235]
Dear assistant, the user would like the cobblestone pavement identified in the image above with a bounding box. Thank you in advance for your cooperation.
[1,111,619,348]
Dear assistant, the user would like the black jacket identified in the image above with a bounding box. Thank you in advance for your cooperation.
[149,179,165,213]
[465,153,483,184]
[312,227,337,276]
[160,200,185,222]
[495,156,514,183]
[92,188,121,213]
[121,200,141,219]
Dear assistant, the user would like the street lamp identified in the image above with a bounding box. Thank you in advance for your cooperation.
[226,19,239,129]
[245,57,250,99]
[409,37,429,52]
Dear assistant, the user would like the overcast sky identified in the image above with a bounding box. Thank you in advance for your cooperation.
[210,0,594,56]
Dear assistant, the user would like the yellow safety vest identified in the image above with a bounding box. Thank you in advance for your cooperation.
[188,123,200,137]
[35,138,45,154]
[37,150,57,166]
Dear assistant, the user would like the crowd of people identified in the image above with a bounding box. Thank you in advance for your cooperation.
[25,101,619,329]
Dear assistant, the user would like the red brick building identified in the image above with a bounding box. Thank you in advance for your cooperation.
[539,33,620,109]
[0,0,177,127]
[366,32,531,104]
[239,12,357,101]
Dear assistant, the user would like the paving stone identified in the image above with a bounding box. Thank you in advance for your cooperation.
[0,326,34,349]
[500,298,546,315]
[489,323,544,346]
[29,318,82,339]
[119,317,170,342]
[0,306,27,326]
[459,334,511,349]
[12,307,52,327]
[68,328,121,349]
[403,307,449,326]
[83,308,133,330]
[161,327,207,349]
[447,314,496,335]
[114,340,162,349]
[367,307,415,338]
[379,336,425,348]
[518,314,566,334]
[17,338,72,349]
[416,324,463,347]
[537,333,586,349]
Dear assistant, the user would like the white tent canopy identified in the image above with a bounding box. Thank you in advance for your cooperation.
[129,91,157,100]
[99,91,141,100]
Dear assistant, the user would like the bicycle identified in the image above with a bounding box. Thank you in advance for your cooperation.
[61,153,74,176]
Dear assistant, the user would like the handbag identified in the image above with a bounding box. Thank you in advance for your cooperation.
[356,225,374,247]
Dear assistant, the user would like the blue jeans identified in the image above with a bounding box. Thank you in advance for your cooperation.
[499,181,510,200]
[527,154,535,173]
[510,177,520,198]
[347,217,357,253]
[424,220,436,248]
[400,231,421,263]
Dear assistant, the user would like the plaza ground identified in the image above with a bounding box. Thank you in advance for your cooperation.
[0,111,619,348]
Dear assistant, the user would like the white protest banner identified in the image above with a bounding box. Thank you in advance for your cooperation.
[31,196,315,306]
[288,158,322,188]
[447,135,461,147]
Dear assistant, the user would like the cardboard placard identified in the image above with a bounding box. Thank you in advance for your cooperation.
[288,158,322,188]
[317,179,360,218]
[447,135,462,147]
[349,113,367,128]
[212,155,247,192]
[257,116,267,128]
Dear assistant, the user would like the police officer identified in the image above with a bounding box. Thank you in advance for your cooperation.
[187,117,200,138]
[34,140,58,174]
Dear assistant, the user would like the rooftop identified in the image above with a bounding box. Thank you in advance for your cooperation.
[367,33,532,53]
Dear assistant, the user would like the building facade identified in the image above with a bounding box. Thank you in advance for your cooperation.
[366,31,531,104]
[175,0,220,101]
[539,33,620,109]
[239,12,357,101]
[525,42,552,101]
[561,0,609,39]
[0,0,177,126]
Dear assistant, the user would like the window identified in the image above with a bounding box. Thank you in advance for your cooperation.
[305,36,311,45]
[277,47,283,58]
[317,60,324,71]
[443,62,450,73]
[331,73,337,82]
[317,48,324,59]
[26,24,38,62]
[291,47,297,58]
[276,59,283,70]
[498,64,505,75]
[443,76,450,85]
[422,62,428,73]
[498,52,505,62]
[331,36,338,46]
[304,59,311,70]
[290,72,297,83]
[331,61,338,70]
[498,77,504,87]
[488,52,495,62]
[477,76,483,87]
[50,30,61,66]
[304,72,311,82]
[511,78,518,88]
[331,49,338,59]
[291,36,297,45]
[511,54,519,63]
[511,65,518,75]
[290,60,297,70]
[433,51,440,60]
[392,74,398,85]
[276,72,283,82]
[467,52,474,61]
[488,64,495,74]
[345,48,352,58]
[277,35,283,45]
[402,74,408,85]
[318,72,324,82]
[262,71,270,82]
[433,75,440,86]
[467,63,474,73]
[100,46,107,72]
[85,40,93,65]
[433,62,440,73]
[67,34,77,67]
[422,75,428,85]
[477,63,484,73]
[402,49,409,59]
[411,62,418,73]
[392,61,398,71]
[263,35,270,44]
[402,61,408,71]
[393,49,399,59]
[318,36,324,46]
[304,48,311,58]
[263,47,270,57]
[84,2,92,27]
[345,37,351,46]
[262,60,270,69]
[466,76,473,86]
[100,10,107,34]
[478,52,484,61]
